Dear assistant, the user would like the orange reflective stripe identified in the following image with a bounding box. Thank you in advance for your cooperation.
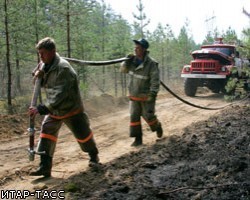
[129,96,147,101]
[76,132,93,143]
[146,119,158,126]
[49,108,83,119]
[40,133,57,142]
[130,121,141,126]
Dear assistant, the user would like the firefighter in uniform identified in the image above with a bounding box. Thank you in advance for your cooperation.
[29,37,100,177]
[120,38,163,146]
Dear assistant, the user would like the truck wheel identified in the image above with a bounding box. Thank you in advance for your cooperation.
[184,78,197,97]
[220,79,228,94]
[209,80,226,94]
[211,88,220,93]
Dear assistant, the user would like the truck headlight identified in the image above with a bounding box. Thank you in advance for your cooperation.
[183,66,190,72]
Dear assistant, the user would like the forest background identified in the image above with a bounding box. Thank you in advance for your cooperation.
[1,0,250,114]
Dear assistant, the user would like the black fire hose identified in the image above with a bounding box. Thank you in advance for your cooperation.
[64,56,229,110]
[160,81,228,110]
[62,57,129,66]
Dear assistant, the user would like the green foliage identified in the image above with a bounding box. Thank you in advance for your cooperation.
[225,67,250,101]
[0,95,30,114]
[79,80,89,97]
[0,0,249,113]
[132,0,150,38]
[203,28,221,44]
[241,28,250,57]
[222,27,238,44]
[64,182,80,193]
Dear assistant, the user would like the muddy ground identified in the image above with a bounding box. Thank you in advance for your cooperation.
[0,91,249,200]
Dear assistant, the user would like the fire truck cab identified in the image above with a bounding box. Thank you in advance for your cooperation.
[181,38,237,96]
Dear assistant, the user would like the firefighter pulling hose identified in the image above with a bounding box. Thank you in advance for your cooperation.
[28,37,100,177]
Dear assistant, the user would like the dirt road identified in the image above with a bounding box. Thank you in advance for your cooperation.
[0,92,228,192]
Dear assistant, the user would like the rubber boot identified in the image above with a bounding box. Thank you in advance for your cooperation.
[30,155,52,177]
[88,150,100,167]
[156,123,163,138]
[131,136,142,147]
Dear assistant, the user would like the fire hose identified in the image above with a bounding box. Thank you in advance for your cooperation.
[159,81,229,110]
[63,56,229,110]
[27,74,45,161]
[62,57,129,66]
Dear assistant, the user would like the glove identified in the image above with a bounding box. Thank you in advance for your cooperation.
[147,92,157,102]
[34,69,44,78]
[28,106,39,118]
[37,104,50,115]
[32,62,44,78]
[126,53,135,59]
[125,53,135,65]
[32,69,45,84]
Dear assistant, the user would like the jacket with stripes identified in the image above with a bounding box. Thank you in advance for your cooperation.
[120,52,160,101]
[40,53,83,117]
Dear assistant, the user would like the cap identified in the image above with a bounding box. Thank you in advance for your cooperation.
[133,38,149,49]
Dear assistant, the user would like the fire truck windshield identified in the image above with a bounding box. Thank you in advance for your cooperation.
[204,47,234,56]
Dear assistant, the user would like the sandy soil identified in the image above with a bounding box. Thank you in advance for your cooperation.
[0,91,249,200]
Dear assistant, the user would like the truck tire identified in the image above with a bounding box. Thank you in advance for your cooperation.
[184,78,197,97]
[209,79,225,94]
[211,87,220,93]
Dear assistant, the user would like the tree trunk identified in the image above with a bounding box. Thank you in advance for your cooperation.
[67,0,71,58]
[15,57,22,95]
[4,0,13,114]
[121,73,127,96]
[35,0,40,63]
[114,67,117,97]
[161,46,165,82]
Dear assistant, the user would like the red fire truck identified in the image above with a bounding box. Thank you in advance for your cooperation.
[181,38,238,97]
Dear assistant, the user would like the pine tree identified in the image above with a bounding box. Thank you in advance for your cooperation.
[132,0,150,38]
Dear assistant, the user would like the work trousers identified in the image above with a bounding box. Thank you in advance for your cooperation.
[129,100,161,138]
[37,112,98,157]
